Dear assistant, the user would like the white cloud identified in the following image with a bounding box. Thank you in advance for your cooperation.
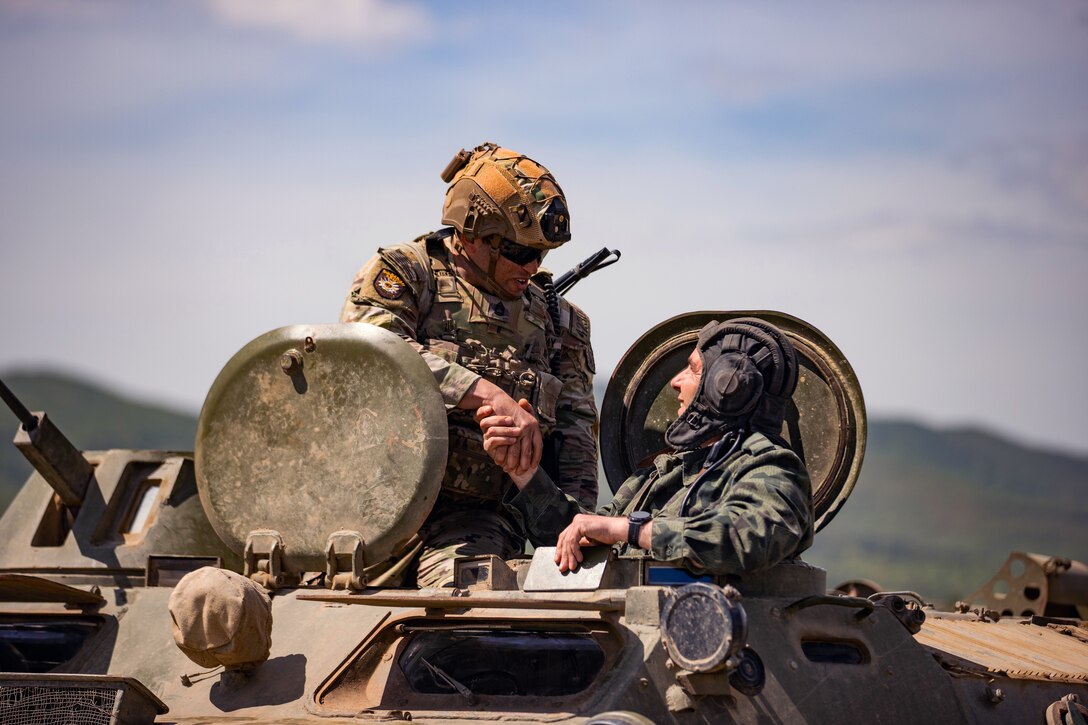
[204,0,431,48]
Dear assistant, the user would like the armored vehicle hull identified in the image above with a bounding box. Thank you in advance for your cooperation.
[1,316,1085,724]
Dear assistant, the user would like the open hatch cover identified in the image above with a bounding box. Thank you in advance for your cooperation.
[195,324,448,571]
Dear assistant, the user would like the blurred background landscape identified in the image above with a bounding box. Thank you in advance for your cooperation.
[1,370,1083,608]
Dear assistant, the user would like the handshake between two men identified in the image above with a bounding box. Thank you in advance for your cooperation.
[474,398,624,575]
[473,318,817,581]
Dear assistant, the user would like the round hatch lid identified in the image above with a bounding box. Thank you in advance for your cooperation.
[195,323,448,570]
[600,311,865,533]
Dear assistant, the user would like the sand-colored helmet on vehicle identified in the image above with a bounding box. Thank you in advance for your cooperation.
[440,142,571,249]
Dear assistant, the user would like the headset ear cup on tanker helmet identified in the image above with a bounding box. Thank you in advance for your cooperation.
[714,325,787,400]
[725,318,798,444]
[705,351,763,418]
[664,319,798,451]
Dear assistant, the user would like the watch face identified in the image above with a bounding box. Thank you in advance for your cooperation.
[630,511,651,525]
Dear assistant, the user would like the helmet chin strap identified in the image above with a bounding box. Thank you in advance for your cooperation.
[453,234,520,301]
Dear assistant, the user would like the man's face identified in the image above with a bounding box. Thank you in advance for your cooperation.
[462,235,543,300]
[670,349,703,417]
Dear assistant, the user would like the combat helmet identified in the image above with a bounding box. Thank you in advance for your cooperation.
[665,318,799,452]
[440,142,571,250]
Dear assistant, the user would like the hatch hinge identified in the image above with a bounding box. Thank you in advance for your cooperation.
[244,529,295,590]
[326,530,367,591]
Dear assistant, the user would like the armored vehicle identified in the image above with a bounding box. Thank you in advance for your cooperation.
[1,312,1085,724]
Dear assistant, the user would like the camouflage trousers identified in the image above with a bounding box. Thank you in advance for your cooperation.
[415,506,524,588]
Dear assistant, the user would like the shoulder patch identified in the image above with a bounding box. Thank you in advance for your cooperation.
[374,268,407,300]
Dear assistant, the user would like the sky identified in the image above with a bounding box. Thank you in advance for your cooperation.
[1,0,1086,455]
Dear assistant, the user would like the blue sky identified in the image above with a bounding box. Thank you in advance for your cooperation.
[1,0,1086,454]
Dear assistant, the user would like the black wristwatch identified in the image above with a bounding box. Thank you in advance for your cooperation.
[627,511,651,548]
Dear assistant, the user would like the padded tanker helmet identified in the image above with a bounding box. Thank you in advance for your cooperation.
[665,318,799,452]
[440,142,571,250]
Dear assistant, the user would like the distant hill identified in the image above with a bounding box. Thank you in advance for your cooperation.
[0,371,197,512]
[1,370,1084,607]
[805,420,1087,605]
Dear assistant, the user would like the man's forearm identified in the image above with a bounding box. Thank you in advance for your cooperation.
[594,516,651,549]
[457,377,505,410]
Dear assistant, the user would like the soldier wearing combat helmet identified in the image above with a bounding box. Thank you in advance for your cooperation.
[341,143,597,587]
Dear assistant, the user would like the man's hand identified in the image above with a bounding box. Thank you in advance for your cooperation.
[554,514,629,573]
[459,379,541,476]
[477,399,539,487]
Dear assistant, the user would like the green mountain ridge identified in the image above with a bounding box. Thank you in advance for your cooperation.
[1,370,1084,607]
[805,419,1087,604]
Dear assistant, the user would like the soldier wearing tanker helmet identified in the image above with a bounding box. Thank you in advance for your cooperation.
[341,143,598,588]
[481,318,813,577]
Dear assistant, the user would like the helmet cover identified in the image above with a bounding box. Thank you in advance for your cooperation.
[169,567,273,670]
[441,142,570,249]
[665,319,799,451]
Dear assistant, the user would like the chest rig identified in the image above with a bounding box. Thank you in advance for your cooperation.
[418,232,564,502]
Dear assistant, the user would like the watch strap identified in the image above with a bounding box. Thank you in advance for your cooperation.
[627,512,649,548]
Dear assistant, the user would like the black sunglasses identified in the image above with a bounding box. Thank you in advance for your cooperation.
[498,238,545,266]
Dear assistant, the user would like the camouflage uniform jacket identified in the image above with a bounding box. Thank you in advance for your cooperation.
[340,229,598,510]
[505,432,813,576]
